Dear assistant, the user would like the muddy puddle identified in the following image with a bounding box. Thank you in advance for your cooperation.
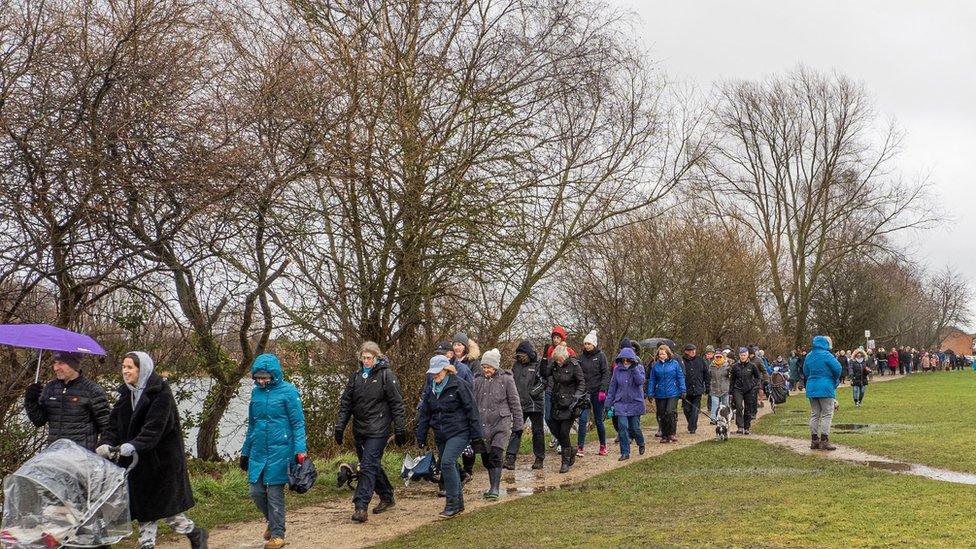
[832,423,870,432]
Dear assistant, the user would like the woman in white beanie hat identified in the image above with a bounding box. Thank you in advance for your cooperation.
[473,349,523,498]
[577,330,610,457]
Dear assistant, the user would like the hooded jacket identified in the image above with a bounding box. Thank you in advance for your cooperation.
[242,354,309,485]
[335,356,407,440]
[605,347,646,417]
[473,368,524,448]
[416,374,483,444]
[850,356,871,386]
[579,346,611,394]
[647,358,686,399]
[25,372,110,451]
[680,352,709,395]
[511,340,545,414]
[101,352,194,521]
[802,336,843,399]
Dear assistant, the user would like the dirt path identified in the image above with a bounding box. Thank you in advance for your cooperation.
[161,404,771,548]
[160,374,904,548]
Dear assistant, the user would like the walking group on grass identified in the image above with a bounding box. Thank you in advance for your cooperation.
[18,326,973,548]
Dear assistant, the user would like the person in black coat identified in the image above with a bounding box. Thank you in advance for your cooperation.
[505,340,546,470]
[334,341,407,522]
[729,348,762,434]
[576,331,610,455]
[680,344,710,434]
[541,345,585,473]
[23,351,110,451]
[98,352,207,549]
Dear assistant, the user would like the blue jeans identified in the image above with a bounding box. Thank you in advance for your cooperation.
[354,436,393,510]
[544,391,557,438]
[853,385,866,403]
[709,394,729,422]
[616,415,644,456]
[436,435,468,501]
[249,472,286,539]
[576,392,606,447]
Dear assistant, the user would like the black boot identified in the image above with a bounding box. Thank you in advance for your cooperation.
[811,433,819,450]
[532,456,544,469]
[484,468,502,499]
[186,527,208,549]
[820,434,836,451]
[558,448,570,473]
[503,453,517,470]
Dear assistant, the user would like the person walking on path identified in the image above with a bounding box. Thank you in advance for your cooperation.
[540,345,585,473]
[729,347,762,435]
[576,330,610,457]
[647,344,686,444]
[541,325,576,452]
[605,347,646,460]
[98,352,207,549]
[25,351,110,451]
[708,350,731,423]
[237,354,307,548]
[505,340,546,470]
[473,349,523,499]
[679,344,709,434]
[889,347,901,377]
[876,348,889,376]
[850,349,872,407]
[416,356,485,519]
[803,336,843,451]
[335,342,407,523]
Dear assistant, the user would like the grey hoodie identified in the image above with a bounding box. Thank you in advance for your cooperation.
[126,351,156,409]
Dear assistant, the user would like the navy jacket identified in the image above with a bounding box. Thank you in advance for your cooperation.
[416,375,483,444]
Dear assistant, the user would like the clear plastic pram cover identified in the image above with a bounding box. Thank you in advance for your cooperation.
[1,439,131,548]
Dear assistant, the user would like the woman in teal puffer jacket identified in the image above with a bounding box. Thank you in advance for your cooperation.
[240,354,308,549]
[802,336,842,452]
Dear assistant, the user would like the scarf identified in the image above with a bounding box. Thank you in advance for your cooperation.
[433,376,449,398]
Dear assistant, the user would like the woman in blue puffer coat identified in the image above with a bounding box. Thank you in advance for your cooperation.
[802,335,842,452]
[240,354,308,549]
[647,344,686,444]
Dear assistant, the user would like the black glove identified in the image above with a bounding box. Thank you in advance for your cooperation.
[239,455,249,472]
[470,437,488,455]
[334,430,343,446]
[25,382,42,401]
[394,432,407,446]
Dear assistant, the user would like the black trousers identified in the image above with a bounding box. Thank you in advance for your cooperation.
[655,397,679,437]
[354,436,394,509]
[682,394,703,433]
[506,411,545,459]
[732,390,757,429]
[553,418,574,449]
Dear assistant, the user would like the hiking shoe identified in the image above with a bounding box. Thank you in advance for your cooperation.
[638,445,646,455]
[532,457,544,469]
[618,454,630,461]
[373,498,395,514]
[659,437,670,444]
[187,527,208,549]
[820,435,837,451]
[736,429,744,435]
[264,539,286,549]
[598,444,608,456]
[352,508,368,523]
[438,508,462,520]
[576,446,584,458]
[503,454,517,470]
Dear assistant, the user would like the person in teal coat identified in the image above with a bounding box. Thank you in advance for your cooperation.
[802,336,842,451]
[240,354,308,548]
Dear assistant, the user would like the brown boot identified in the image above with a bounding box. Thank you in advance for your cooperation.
[373,498,395,514]
[820,434,837,451]
[811,434,820,450]
[352,508,368,522]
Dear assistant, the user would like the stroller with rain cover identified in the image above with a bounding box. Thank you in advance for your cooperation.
[1,439,136,548]
[768,370,790,413]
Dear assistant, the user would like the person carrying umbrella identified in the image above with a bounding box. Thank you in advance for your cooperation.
[24,351,110,451]
[97,351,208,549]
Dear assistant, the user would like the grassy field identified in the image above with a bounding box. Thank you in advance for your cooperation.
[380,439,976,548]
[755,371,976,472]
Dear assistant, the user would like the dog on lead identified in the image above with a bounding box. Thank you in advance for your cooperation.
[336,462,361,489]
[715,404,734,441]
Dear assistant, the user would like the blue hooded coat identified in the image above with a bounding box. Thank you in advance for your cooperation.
[802,336,842,399]
[647,357,686,399]
[606,347,646,417]
[242,354,308,485]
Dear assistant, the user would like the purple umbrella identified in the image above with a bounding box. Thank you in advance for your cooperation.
[0,324,107,382]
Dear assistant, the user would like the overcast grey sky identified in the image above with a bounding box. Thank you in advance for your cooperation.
[613,0,975,328]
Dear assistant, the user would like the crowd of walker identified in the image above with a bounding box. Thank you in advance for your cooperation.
[16,327,974,548]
